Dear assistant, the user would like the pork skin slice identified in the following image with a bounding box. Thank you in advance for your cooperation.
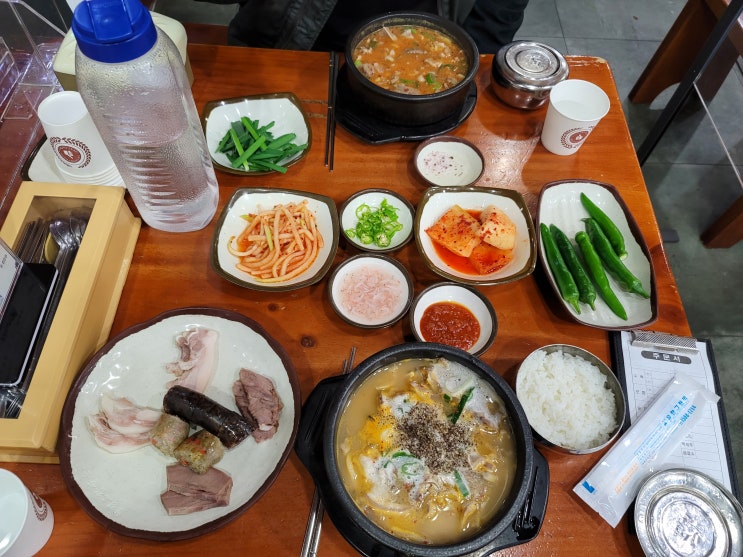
[86,413,152,453]
[165,328,219,393]
[98,392,161,436]
[233,369,283,443]
[161,465,233,516]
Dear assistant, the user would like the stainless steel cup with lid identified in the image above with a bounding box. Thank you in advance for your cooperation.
[491,41,569,110]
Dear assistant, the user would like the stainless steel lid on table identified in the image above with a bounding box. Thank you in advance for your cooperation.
[634,468,743,557]
[491,41,569,110]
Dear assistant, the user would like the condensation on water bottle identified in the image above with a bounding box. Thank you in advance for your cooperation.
[72,0,219,233]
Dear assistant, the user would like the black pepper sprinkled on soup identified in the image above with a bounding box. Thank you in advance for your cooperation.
[397,403,471,473]
[335,357,517,545]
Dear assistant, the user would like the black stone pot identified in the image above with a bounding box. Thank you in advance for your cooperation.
[344,12,480,127]
[295,342,549,557]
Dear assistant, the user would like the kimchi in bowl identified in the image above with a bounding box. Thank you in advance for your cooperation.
[344,12,479,127]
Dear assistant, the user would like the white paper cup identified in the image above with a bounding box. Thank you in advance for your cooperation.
[36,91,119,178]
[0,469,54,557]
[540,79,610,155]
[57,161,123,187]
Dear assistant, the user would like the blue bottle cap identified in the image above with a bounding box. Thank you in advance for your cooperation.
[72,0,157,63]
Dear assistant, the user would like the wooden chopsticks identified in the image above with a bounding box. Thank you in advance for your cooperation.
[324,51,339,172]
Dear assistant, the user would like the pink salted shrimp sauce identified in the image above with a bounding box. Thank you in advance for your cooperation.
[331,258,410,326]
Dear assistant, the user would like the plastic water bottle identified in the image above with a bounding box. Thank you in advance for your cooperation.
[71,0,219,232]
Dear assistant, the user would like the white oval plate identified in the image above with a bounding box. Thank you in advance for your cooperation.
[537,180,657,330]
[58,308,300,540]
[415,186,536,285]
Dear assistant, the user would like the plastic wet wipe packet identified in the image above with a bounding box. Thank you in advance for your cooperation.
[573,371,719,527]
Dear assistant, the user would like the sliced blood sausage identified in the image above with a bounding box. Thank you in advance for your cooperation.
[163,385,256,448]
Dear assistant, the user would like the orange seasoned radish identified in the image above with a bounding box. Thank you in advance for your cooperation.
[479,205,516,251]
[425,205,482,257]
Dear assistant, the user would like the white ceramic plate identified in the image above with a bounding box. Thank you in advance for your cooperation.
[413,135,485,187]
[202,93,311,175]
[409,282,497,356]
[58,308,300,540]
[415,186,536,285]
[339,189,414,253]
[211,188,339,291]
[537,180,657,330]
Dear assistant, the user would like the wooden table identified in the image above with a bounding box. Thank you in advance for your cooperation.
[1,44,690,556]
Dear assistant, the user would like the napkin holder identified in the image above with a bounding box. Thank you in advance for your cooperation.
[0,181,140,463]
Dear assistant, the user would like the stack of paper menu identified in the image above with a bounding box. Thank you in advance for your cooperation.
[612,330,737,495]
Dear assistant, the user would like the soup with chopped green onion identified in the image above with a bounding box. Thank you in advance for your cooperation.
[352,25,468,95]
[335,357,517,545]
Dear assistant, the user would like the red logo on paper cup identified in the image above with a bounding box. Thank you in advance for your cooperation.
[49,137,92,168]
[31,491,49,521]
[560,126,595,150]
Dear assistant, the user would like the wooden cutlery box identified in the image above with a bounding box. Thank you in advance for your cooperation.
[0,182,140,462]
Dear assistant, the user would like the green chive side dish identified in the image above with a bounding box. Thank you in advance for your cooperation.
[216,116,308,173]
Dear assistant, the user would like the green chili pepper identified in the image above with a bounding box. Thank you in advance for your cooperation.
[580,193,627,260]
[575,231,627,320]
[540,223,580,313]
[344,198,403,248]
[550,224,596,310]
[453,469,470,498]
[449,387,474,424]
[584,218,650,299]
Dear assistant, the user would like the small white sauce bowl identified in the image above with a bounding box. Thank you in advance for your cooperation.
[409,282,497,356]
[327,254,413,328]
[413,135,485,187]
[339,189,414,253]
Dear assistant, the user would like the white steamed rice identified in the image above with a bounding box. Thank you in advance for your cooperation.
[517,348,618,451]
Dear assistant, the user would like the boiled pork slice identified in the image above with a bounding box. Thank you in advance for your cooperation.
[233,369,283,443]
[165,328,219,393]
[98,392,162,435]
[86,393,161,453]
[86,413,152,453]
[161,464,233,516]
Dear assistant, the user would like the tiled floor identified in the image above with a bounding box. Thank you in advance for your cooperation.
[155,0,743,490]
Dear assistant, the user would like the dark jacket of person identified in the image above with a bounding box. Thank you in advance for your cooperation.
[199,0,528,54]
